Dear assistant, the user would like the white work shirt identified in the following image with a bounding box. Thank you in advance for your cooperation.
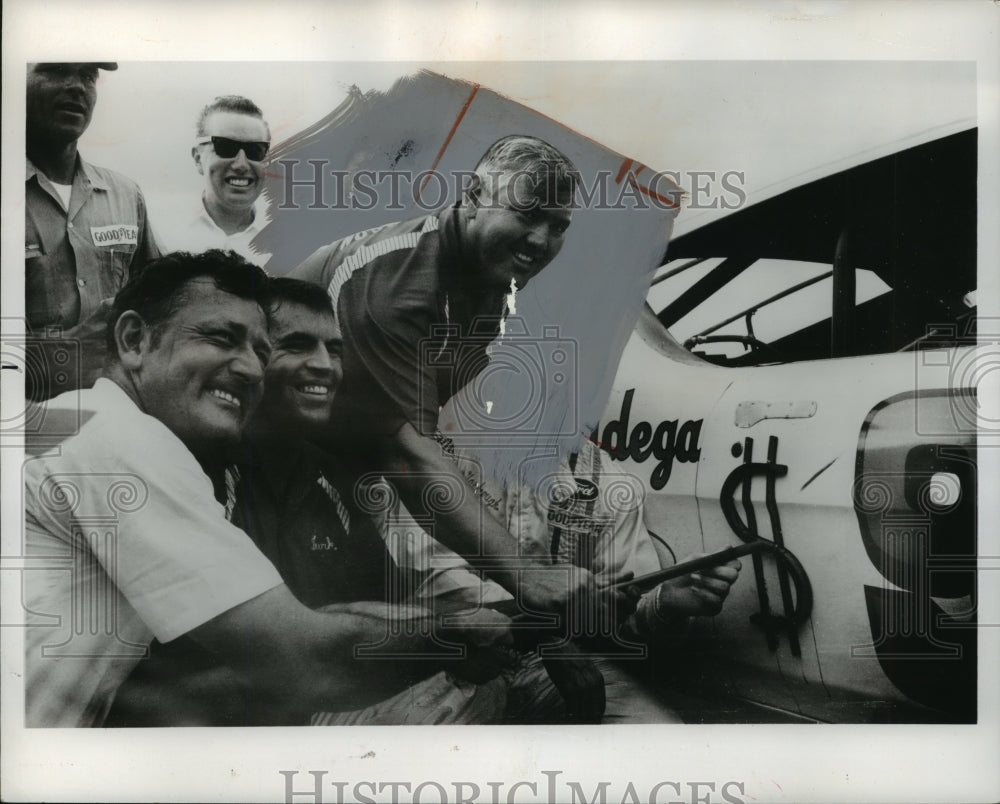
[162,197,270,267]
[23,379,283,727]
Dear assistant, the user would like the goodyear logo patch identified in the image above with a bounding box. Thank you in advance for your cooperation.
[91,225,138,247]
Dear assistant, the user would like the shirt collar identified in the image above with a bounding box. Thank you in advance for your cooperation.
[77,155,109,191]
[231,435,318,506]
[197,196,268,236]
[25,154,108,191]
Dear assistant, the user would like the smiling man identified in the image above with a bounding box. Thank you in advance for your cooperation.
[290,135,631,634]
[106,260,272,465]
[105,276,510,726]
[239,278,511,724]
[253,277,344,437]
[165,96,272,265]
[235,277,386,612]
[23,251,513,727]
[25,62,160,398]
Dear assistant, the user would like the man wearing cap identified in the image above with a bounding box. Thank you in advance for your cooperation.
[25,62,159,399]
[164,95,271,266]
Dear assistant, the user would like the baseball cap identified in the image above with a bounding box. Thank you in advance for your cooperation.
[94,63,118,71]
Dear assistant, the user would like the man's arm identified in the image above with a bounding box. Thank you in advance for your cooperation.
[187,585,514,723]
[288,242,337,287]
[382,422,625,622]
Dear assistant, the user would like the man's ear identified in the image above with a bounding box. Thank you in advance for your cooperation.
[192,146,204,175]
[114,311,149,371]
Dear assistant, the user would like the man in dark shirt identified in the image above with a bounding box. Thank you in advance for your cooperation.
[252,278,511,723]
[231,277,396,609]
[292,135,630,628]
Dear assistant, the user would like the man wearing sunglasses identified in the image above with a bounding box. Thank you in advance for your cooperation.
[167,95,271,266]
[26,62,160,400]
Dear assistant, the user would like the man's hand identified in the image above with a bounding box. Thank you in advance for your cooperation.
[437,607,517,684]
[651,554,742,619]
[519,566,639,637]
[605,570,643,624]
[541,642,606,724]
[384,423,635,631]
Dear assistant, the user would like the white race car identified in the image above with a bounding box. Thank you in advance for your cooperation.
[603,125,981,723]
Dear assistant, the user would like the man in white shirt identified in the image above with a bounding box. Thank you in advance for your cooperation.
[165,96,271,265]
[22,249,512,727]
[104,276,511,726]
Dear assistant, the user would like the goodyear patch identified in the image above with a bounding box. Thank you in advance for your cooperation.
[90,224,138,247]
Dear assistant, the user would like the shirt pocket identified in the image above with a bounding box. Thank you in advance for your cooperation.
[97,245,136,300]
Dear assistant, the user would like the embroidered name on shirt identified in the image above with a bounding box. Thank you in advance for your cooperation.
[91,225,138,247]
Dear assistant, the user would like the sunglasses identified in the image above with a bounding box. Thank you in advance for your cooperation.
[195,136,270,162]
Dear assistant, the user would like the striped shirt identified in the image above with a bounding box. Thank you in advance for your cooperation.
[291,208,506,438]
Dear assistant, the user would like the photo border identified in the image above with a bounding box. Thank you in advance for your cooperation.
[3,2,998,802]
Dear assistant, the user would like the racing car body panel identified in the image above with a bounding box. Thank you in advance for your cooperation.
[607,313,980,722]
[602,124,980,723]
